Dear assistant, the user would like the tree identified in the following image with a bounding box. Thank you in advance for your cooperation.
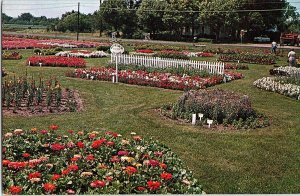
[56,12,93,33]
[137,0,167,35]
[18,13,34,22]
[99,0,129,33]
[2,13,13,23]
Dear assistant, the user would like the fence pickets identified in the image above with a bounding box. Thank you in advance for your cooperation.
[111,54,224,75]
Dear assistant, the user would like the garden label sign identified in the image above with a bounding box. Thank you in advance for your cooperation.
[110,43,124,83]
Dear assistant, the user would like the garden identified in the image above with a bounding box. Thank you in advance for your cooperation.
[2,35,300,194]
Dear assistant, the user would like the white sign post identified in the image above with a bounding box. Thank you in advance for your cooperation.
[110,43,124,83]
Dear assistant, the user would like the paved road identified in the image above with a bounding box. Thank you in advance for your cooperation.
[4,31,300,50]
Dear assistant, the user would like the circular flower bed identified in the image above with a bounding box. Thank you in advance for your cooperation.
[161,89,269,129]
[2,126,203,194]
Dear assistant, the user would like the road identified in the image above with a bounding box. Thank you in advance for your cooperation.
[4,31,300,50]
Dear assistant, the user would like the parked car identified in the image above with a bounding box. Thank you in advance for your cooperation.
[254,35,271,43]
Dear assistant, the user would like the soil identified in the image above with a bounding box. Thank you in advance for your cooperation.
[2,88,84,117]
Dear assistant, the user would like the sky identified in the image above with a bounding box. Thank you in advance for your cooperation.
[2,0,100,18]
[2,0,300,19]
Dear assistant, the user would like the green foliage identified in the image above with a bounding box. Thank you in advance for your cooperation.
[106,63,211,77]
[166,89,269,129]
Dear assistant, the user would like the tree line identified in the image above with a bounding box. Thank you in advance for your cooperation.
[3,0,300,42]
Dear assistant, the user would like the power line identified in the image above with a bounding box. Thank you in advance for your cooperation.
[3,6,77,10]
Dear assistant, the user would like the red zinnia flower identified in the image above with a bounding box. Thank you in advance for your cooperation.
[22,153,31,158]
[91,139,106,149]
[106,141,115,146]
[50,143,64,151]
[61,169,71,175]
[136,186,146,191]
[159,163,167,169]
[106,176,113,181]
[51,174,61,181]
[86,154,95,161]
[160,172,173,180]
[2,159,10,166]
[68,164,79,171]
[40,130,48,135]
[149,159,160,167]
[110,156,120,163]
[117,150,129,156]
[90,180,106,188]
[9,186,22,194]
[43,183,56,193]
[125,166,137,175]
[76,141,84,148]
[28,171,42,179]
[8,161,27,170]
[71,157,79,162]
[147,181,161,191]
[154,151,163,157]
[66,189,75,194]
[49,124,59,130]
[68,130,74,134]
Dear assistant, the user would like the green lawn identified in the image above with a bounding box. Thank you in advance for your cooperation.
[2,47,300,194]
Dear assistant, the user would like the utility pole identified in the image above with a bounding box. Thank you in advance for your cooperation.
[77,2,80,41]
[99,0,102,37]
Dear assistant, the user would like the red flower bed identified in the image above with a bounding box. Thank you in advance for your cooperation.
[197,52,214,57]
[2,35,111,50]
[66,67,243,91]
[27,56,86,68]
[136,49,154,53]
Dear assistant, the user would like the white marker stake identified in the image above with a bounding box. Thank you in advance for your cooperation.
[28,61,31,66]
[39,63,42,67]
[207,119,213,128]
[198,113,204,121]
[192,114,197,125]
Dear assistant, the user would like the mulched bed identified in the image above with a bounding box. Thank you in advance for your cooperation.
[2,88,83,117]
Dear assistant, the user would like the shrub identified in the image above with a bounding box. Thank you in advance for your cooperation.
[164,89,269,129]
[2,126,204,194]
[97,45,111,52]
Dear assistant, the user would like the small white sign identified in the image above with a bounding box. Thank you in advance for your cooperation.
[192,114,197,125]
[110,43,124,54]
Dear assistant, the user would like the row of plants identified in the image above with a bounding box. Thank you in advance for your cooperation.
[224,63,249,70]
[2,36,111,50]
[2,125,203,194]
[218,53,277,65]
[106,63,212,78]
[270,66,300,78]
[133,43,186,51]
[27,56,86,68]
[2,76,79,114]
[253,77,300,100]
[33,48,63,55]
[56,50,109,58]
[66,67,243,91]
[2,51,22,60]
[133,49,215,59]
[161,89,270,129]
[203,48,274,55]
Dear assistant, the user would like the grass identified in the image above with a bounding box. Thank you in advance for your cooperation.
[2,46,300,194]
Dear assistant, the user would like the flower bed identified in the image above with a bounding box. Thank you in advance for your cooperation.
[2,126,203,194]
[136,49,154,54]
[218,53,276,65]
[2,35,111,50]
[66,67,243,91]
[270,66,300,78]
[161,89,269,129]
[56,50,109,58]
[27,56,86,68]
[2,77,81,115]
[253,77,300,100]
[2,51,22,60]
[154,50,189,60]
[224,63,249,70]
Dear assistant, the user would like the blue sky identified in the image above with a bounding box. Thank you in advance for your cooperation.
[2,0,300,18]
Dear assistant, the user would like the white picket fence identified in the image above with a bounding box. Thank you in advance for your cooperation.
[111,54,224,75]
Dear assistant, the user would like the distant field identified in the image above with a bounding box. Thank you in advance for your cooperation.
[3,23,48,31]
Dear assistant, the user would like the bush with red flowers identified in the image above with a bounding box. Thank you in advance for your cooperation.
[2,126,203,194]
[27,56,86,68]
